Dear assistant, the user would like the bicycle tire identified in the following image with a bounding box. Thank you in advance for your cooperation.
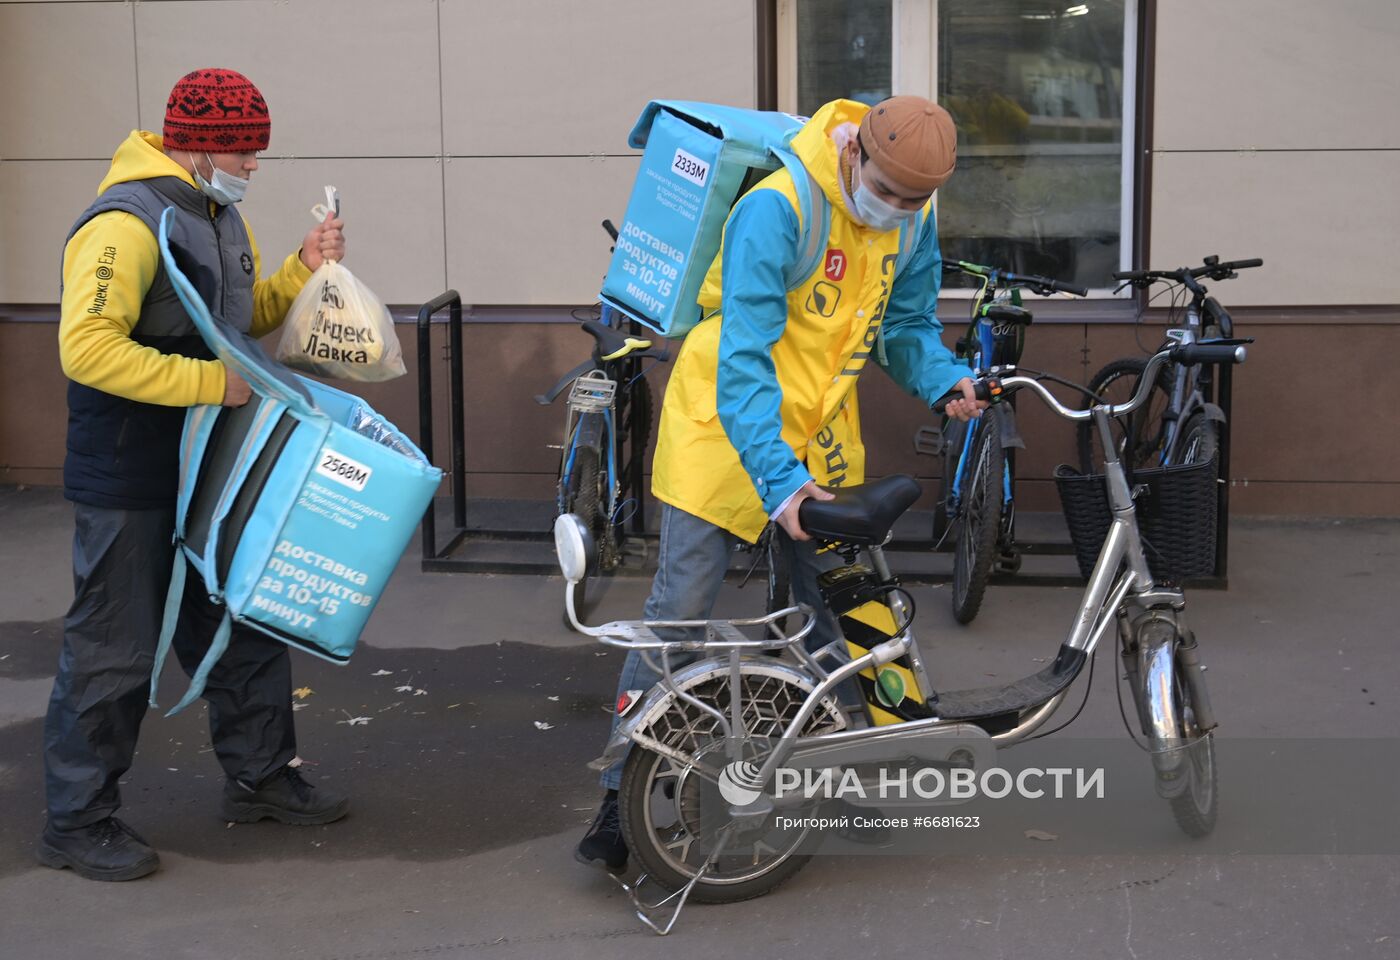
[1077,358,1172,473]
[951,408,1004,624]
[1138,621,1219,838]
[617,664,844,904]
[1175,412,1219,467]
[564,443,605,615]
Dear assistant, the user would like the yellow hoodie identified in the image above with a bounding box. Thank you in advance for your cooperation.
[58,131,311,407]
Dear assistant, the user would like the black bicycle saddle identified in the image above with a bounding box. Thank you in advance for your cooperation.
[582,319,646,360]
[798,475,922,545]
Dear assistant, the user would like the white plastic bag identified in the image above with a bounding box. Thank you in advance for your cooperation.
[276,187,406,382]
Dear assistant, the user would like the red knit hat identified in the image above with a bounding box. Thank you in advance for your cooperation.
[163,68,270,153]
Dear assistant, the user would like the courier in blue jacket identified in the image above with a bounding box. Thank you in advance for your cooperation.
[41,69,349,882]
[577,96,988,871]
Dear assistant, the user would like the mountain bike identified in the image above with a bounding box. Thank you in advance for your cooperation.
[1078,255,1260,474]
[537,224,667,613]
[914,260,1087,623]
[555,338,1242,934]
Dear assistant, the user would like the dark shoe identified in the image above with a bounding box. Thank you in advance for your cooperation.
[222,765,349,825]
[575,793,628,872]
[38,817,160,881]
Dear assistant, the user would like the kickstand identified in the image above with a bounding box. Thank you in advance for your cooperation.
[608,825,735,936]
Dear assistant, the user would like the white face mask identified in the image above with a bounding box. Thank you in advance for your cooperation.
[191,153,249,205]
[849,158,917,232]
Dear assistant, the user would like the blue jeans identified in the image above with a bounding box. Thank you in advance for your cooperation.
[600,503,844,790]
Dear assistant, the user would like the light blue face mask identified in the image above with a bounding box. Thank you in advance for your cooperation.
[191,153,249,206]
[842,152,919,232]
[851,165,917,233]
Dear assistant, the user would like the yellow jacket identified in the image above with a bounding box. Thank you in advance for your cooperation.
[651,99,968,542]
[58,130,311,407]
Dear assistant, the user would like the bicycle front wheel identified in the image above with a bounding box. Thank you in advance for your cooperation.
[563,442,607,615]
[1138,620,1218,837]
[951,408,1004,624]
[1078,357,1172,473]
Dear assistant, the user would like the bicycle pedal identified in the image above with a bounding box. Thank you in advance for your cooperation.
[913,426,944,457]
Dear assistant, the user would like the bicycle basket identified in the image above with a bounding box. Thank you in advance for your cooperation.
[1054,459,1219,583]
[567,371,617,414]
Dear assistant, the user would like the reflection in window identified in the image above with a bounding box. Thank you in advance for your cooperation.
[797,0,892,117]
[937,1,1128,290]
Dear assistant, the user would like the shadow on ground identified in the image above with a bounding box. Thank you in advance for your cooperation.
[0,628,615,878]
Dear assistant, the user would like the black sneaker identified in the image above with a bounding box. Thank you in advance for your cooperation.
[222,764,350,825]
[38,817,160,882]
[575,793,628,872]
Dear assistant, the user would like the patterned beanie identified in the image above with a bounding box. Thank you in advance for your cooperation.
[163,68,270,153]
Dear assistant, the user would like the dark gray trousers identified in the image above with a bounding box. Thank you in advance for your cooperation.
[43,504,297,829]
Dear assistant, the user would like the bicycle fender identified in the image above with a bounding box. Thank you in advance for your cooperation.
[535,359,595,405]
[1201,402,1226,424]
[586,657,845,772]
[996,403,1026,450]
[573,411,607,448]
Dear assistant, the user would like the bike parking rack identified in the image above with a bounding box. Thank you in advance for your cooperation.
[415,289,1230,587]
[415,291,654,575]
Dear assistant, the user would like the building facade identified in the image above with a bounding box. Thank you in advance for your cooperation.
[1,0,1396,514]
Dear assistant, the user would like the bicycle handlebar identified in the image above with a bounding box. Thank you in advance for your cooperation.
[945,343,1246,423]
[943,260,1089,297]
[1114,255,1263,287]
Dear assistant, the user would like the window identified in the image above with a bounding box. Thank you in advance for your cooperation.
[782,0,1135,294]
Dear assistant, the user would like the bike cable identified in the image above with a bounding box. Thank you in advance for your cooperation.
[1020,648,1097,743]
[1112,652,1159,753]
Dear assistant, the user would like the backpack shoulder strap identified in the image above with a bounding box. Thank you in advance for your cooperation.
[775,151,830,292]
[893,205,928,280]
[875,206,931,366]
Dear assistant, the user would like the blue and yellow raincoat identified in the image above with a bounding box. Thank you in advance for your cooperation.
[652,99,970,542]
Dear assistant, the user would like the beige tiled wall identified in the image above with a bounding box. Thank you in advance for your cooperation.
[1151,0,1400,305]
[1,0,757,305]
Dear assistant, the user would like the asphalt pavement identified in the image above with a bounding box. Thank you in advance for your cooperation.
[1,484,1397,959]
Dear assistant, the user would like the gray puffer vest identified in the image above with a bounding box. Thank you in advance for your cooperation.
[62,176,256,509]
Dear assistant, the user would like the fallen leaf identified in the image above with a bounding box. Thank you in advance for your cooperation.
[547,695,560,702]
[533,721,555,731]
[287,757,304,768]
[1024,829,1058,842]
[167,767,179,772]
[293,687,314,699]
[292,703,308,712]
[395,685,414,693]
[974,919,993,925]
[338,711,372,726]
[447,703,462,709]
[413,689,428,697]
[372,669,393,677]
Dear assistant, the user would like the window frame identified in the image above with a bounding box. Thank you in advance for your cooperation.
[776,0,1140,302]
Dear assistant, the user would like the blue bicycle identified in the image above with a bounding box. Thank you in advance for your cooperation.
[918,260,1087,623]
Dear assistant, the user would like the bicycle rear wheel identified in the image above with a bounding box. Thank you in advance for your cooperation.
[951,409,1004,624]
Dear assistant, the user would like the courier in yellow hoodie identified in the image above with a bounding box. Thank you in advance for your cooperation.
[577,96,986,871]
[42,69,349,883]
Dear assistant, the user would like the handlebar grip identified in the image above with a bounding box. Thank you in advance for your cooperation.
[1112,269,1150,282]
[1171,343,1247,366]
[1223,257,1262,270]
[1054,279,1091,296]
[932,378,999,414]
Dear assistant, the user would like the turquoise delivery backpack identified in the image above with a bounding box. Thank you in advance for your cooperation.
[600,100,925,340]
[600,100,830,338]
[150,207,442,716]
